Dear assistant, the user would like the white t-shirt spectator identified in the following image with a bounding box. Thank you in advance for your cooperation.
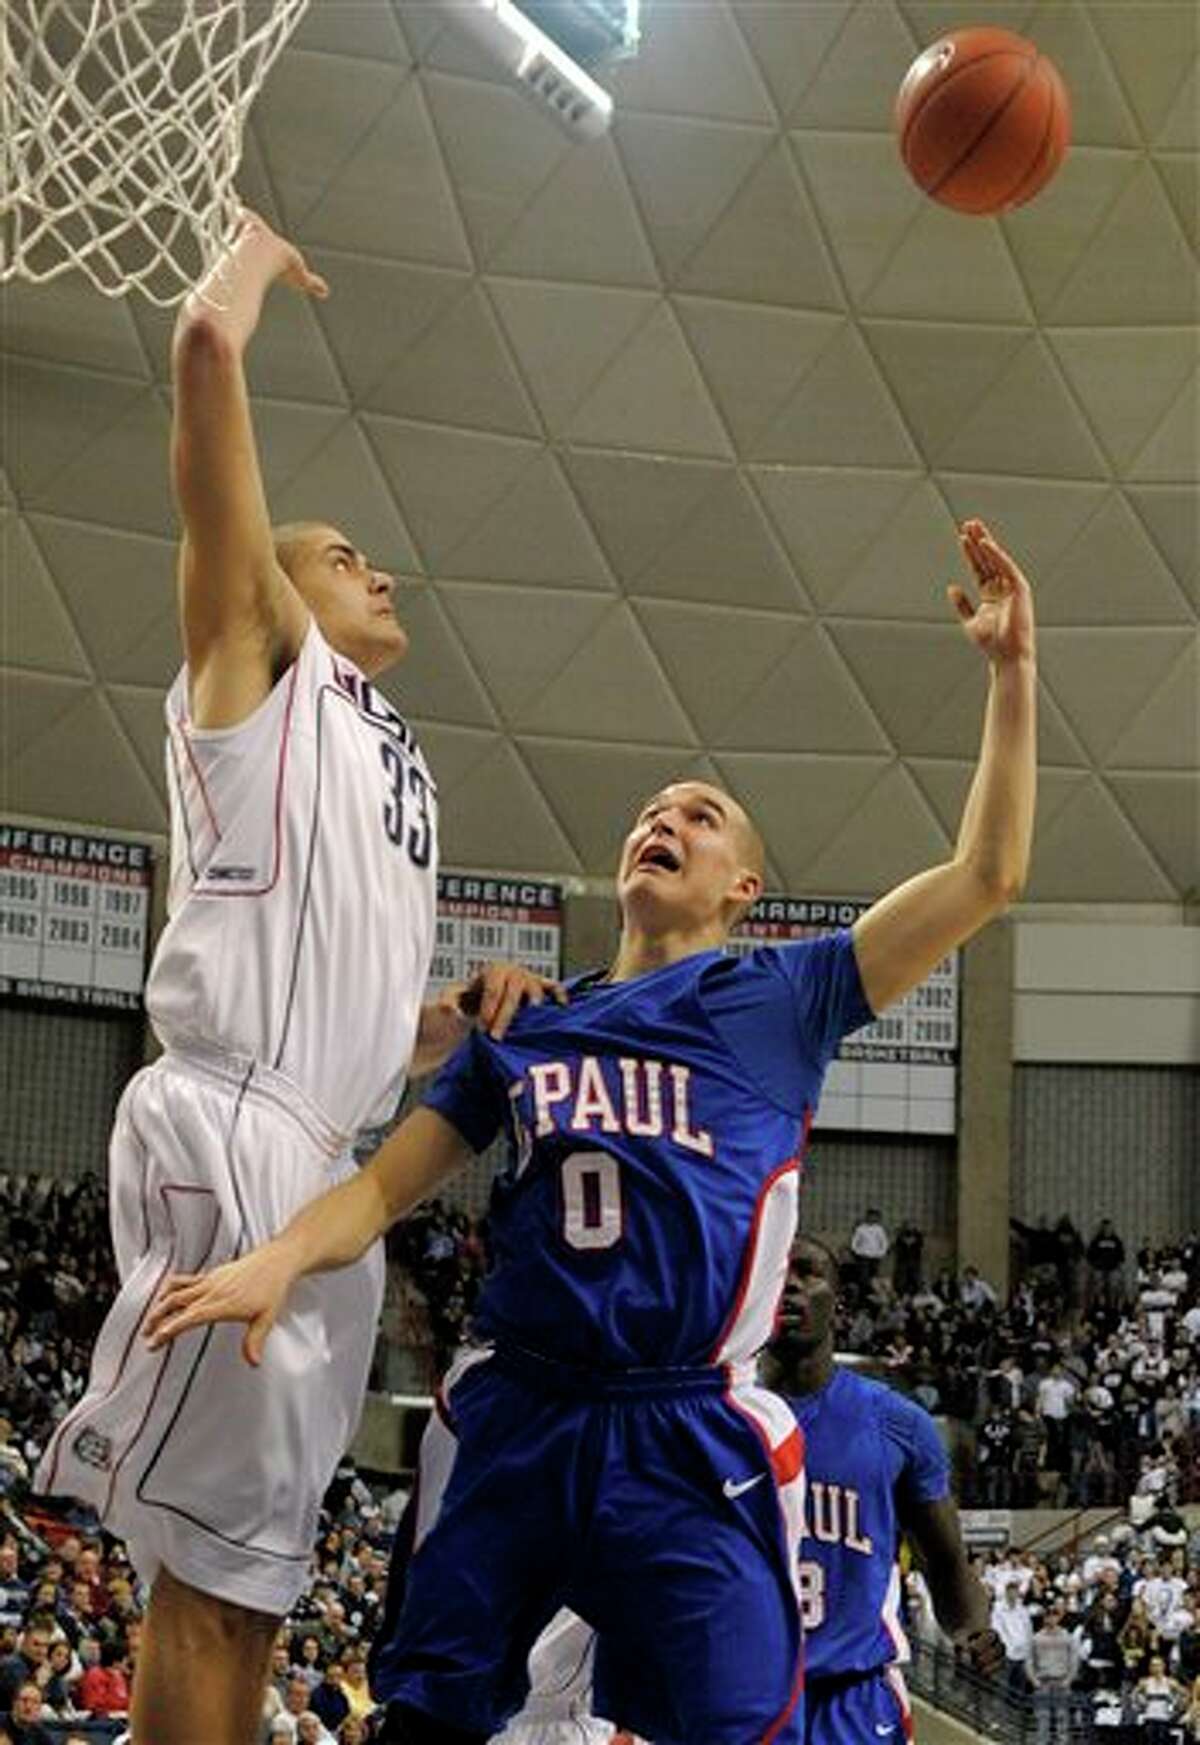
[992,1595,1035,1663]
[1037,1373,1077,1421]
[850,1217,889,1262]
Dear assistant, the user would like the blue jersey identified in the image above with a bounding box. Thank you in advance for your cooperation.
[786,1367,949,1676]
[425,931,872,1370]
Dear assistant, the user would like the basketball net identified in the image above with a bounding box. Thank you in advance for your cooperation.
[1,0,312,306]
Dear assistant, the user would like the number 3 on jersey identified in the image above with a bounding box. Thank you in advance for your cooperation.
[797,1560,825,1629]
[380,740,432,867]
[561,1151,623,1250]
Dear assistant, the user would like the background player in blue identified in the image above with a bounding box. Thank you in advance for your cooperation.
[146,520,1037,1745]
[765,1237,1002,1743]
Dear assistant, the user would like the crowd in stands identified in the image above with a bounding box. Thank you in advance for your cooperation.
[6,1165,1200,1741]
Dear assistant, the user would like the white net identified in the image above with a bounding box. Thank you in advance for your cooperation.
[1,0,312,305]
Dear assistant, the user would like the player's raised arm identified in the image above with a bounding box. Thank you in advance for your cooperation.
[171,210,324,729]
[144,1106,470,1365]
[852,519,1036,1015]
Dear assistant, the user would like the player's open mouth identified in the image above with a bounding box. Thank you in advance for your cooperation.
[635,845,681,873]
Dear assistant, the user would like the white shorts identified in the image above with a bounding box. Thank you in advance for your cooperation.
[37,1045,385,1617]
[488,1609,615,1745]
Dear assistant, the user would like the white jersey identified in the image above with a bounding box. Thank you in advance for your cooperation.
[149,619,437,1132]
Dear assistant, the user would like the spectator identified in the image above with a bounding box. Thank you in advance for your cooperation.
[1087,1220,1127,1311]
[296,1713,334,1745]
[1119,1597,1159,1683]
[76,1639,130,1716]
[308,1661,349,1733]
[959,1265,998,1313]
[1037,1362,1077,1473]
[1078,1591,1123,1694]
[975,1402,1015,1507]
[992,1581,1035,1698]
[2,1685,53,1745]
[1028,1604,1078,1741]
[0,1547,27,1634]
[849,1208,889,1291]
[892,1220,924,1297]
[1133,1653,1187,1741]
[0,1621,53,1712]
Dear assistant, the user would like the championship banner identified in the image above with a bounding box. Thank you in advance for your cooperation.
[430,874,563,991]
[731,896,958,1138]
[0,821,154,1011]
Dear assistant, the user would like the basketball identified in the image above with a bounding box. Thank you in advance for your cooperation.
[895,27,1071,215]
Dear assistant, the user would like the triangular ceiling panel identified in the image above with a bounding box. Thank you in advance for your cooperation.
[614,115,771,283]
[2,681,163,832]
[1124,487,1199,613]
[32,391,174,538]
[798,132,925,302]
[791,0,917,131]
[559,452,731,584]
[750,466,920,609]
[417,71,568,266]
[1038,627,1195,765]
[565,302,733,459]
[864,204,1032,323]
[304,254,468,405]
[1129,374,1199,484]
[361,418,538,570]
[1,517,92,679]
[1153,154,1198,252]
[799,762,950,896]
[1035,492,1193,626]
[632,471,806,613]
[438,581,613,722]
[271,418,419,577]
[104,683,172,812]
[675,141,843,310]
[1030,0,1141,149]
[1085,0,1198,142]
[674,298,842,458]
[712,622,890,755]
[941,336,1107,479]
[252,403,357,516]
[1105,639,1199,772]
[0,275,150,378]
[1106,774,1199,900]
[1048,163,1198,325]
[636,601,810,741]
[488,136,659,287]
[825,620,970,746]
[751,323,919,467]
[359,282,538,436]
[4,360,149,503]
[1026,774,1179,901]
[828,479,966,622]
[607,1,776,125]
[864,321,1027,464]
[730,0,857,124]
[1049,328,1197,475]
[374,583,500,731]
[937,476,1108,591]
[445,452,616,589]
[514,605,699,745]
[1000,151,1140,319]
[26,518,177,685]
[713,750,894,889]
[488,279,657,435]
[435,740,582,873]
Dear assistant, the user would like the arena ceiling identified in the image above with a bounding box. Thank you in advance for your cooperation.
[1,0,1197,906]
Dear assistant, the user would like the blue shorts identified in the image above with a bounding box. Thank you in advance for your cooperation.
[805,1667,913,1744]
[368,1343,805,1744]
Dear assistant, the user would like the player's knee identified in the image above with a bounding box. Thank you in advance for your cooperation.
[378,1703,488,1745]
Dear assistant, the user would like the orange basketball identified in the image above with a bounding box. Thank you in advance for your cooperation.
[895,27,1071,215]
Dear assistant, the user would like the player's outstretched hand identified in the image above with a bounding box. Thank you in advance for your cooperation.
[228,206,329,300]
[143,1244,298,1367]
[947,518,1035,667]
[962,1626,1006,1680]
[455,961,567,1040]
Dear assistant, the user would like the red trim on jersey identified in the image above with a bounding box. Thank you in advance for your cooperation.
[188,656,300,899]
[708,1146,803,1365]
[886,1667,915,1741]
[41,1185,219,1497]
[176,721,223,844]
[769,1424,803,1488]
